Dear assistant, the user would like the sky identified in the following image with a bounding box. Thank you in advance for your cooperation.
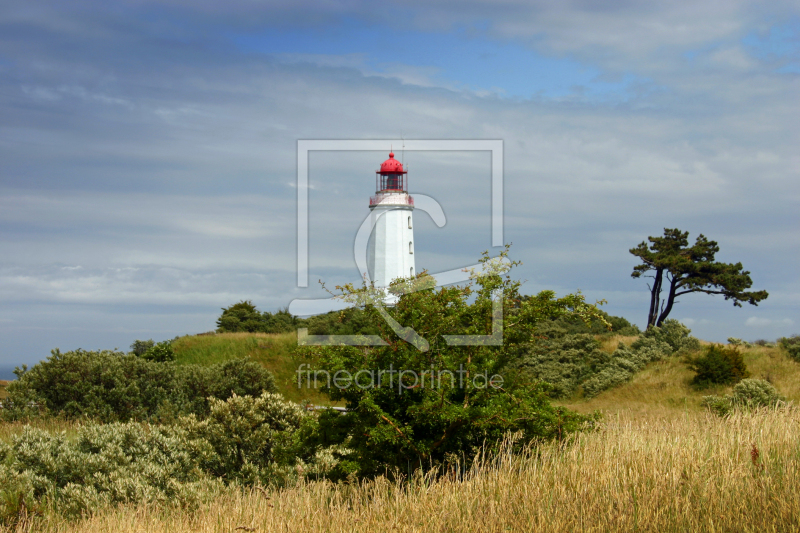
[1,0,799,374]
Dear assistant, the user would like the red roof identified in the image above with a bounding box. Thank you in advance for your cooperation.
[379,152,405,174]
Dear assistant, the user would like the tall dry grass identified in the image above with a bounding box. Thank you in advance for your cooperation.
[11,407,799,533]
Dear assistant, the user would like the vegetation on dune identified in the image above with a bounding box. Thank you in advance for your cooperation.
[303,248,607,479]
[8,409,800,533]
[1,350,275,422]
[516,318,699,399]
[0,241,790,530]
[686,344,750,389]
[778,334,800,362]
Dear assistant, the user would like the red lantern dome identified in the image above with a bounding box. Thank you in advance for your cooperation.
[379,152,405,174]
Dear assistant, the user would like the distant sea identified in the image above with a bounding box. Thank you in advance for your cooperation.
[0,366,18,381]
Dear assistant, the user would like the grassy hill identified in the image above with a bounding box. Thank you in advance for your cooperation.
[171,331,333,405]
[560,343,800,418]
[171,331,800,418]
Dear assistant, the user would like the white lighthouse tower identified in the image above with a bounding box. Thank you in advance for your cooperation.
[367,152,415,290]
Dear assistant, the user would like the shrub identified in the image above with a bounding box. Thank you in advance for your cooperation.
[306,248,603,479]
[0,392,321,525]
[581,340,670,397]
[730,378,784,408]
[3,350,276,422]
[686,344,749,388]
[129,339,155,356]
[179,392,315,485]
[517,323,676,399]
[216,301,307,334]
[702,378,784,416]
[543,310,640,336]
[0,423,221,523]
[638,319,700,354]
[140,340,175,363]
[778,335,800,362]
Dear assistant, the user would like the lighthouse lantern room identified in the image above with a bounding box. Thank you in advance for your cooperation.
[367,152,415,289]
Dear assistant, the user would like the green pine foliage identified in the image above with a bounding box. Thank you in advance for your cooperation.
[686,344,749,388]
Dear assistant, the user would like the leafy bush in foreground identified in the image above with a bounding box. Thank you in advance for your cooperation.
[3,350,275,422]
[181,392,316,485]
[686,344,749,389]
[702,378,785,416]
[306,248,603,479]
[0,392,317,526]
[0,422,221,524]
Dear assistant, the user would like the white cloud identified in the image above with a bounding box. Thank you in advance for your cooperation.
[745,317,794,327]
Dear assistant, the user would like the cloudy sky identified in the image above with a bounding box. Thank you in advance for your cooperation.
[1,0,798,373]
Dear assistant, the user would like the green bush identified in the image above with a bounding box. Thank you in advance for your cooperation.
[0,422,221,523]
[686,344,749,388]
[731,378,784,408]
[3,350,276,422]
[702,378,784,416]
[306,249,603,479]
[778,335,800,362]
[216,301,307,334]
[543,310,640,336]
[580,340,670,397]
[180,392,315,485]
[140,340,175,363]
[637,319,700,354]
[0,392,325,525]
[129,339,155,356]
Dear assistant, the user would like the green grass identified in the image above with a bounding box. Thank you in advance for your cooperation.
[559,343,800,420]
[171,332,334,406]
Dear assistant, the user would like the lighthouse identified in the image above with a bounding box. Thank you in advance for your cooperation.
[367,152,415,290]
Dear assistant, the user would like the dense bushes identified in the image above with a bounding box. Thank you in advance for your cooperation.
[516,319,699,399]
[304,250,604,479]
[778,334,800,362]
[181,393,315,485]
[0,423,220,523]
[702,378,785,416]
[2,350,276,422]
[0,392,317,525]
[686,344,749,388]
[216,301,305,334]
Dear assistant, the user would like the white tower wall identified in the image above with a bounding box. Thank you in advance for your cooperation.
[367,206,415,288]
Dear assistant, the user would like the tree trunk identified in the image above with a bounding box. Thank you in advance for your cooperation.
[656,274,680,327]
[647,268,663,329]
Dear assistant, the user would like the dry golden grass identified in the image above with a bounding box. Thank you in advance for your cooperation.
[0,418,83,444]
[0,380,8,400]
[596,335,639,353]
[12,408,799,533]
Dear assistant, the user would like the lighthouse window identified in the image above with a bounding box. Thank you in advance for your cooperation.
[409,242,413,254]
[410,267,414,276]
[408,216,412,229]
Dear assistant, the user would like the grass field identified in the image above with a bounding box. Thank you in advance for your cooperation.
[11,407,799,533]
[171,332,333,405]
